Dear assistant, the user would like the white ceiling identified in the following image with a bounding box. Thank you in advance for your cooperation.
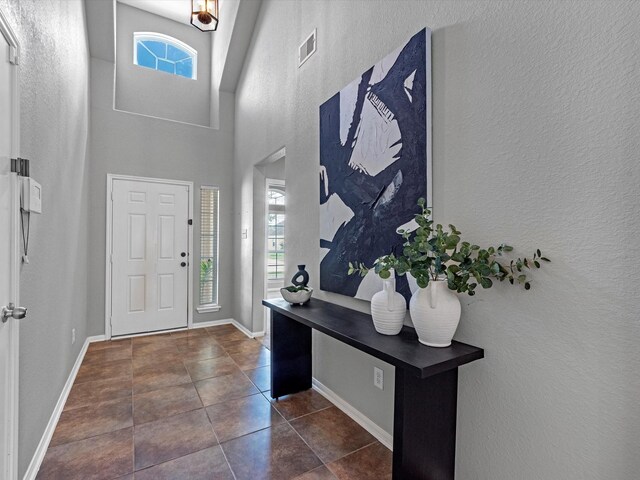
[117,0,193,26]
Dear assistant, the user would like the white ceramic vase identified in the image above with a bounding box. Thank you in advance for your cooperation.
[370,272,406,335]
[409,280,461,347]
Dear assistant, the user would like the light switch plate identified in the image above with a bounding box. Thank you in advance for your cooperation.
[22,177,42,213]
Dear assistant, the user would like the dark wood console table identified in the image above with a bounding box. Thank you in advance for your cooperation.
[262,298,484,480]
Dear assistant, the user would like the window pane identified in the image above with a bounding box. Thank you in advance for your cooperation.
[137,43,156,69]
[200,187,219,306]
[157,58,175,75]
[268,189,285,205]
[266,192,285,280]
[167,43,190,62]
[175,58,193,79]
[142,40,166,58]
[134,33,196,80]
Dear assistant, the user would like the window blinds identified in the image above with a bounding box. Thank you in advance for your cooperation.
[200,187,219,306]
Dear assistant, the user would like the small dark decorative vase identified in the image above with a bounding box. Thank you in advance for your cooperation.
[291,265,309,287]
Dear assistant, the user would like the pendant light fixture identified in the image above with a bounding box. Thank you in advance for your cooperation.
[191,0,219,32]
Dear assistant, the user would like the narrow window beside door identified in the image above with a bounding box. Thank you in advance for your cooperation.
[199,186,219,309]
[267,186,285,282]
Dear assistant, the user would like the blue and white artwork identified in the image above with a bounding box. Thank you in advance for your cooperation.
[319,28,432,302]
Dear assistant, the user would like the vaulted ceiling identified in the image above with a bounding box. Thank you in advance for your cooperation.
[117,0,192,25]
[84,0,262,92]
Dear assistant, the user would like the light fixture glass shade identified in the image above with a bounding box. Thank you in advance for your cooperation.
[191,0,219,32]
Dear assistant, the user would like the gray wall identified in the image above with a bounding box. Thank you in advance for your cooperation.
[88,57,235,335]
[233,1,640,478]
[115,3,212,127]
[0,0,91,475]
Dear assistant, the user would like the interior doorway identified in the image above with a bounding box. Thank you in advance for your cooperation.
[251,148,285,337]
[106,175,193,338]
[264,179,286,334]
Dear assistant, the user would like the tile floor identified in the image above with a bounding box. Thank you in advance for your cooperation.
[36,324,392,480]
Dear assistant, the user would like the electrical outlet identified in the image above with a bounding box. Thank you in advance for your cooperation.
[374,366,384,390]
[71,328,76,345]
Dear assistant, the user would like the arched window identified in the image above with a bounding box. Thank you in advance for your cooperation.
[133,32,197,80]
[267,188,285,206]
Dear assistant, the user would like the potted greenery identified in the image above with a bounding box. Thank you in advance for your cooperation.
[201,259,214,283]
[349,198,550,347]
[280,284,313,305]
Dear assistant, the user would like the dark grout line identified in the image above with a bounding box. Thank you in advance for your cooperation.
[287,404,334,422]
[326,439,380,466]
[284,409,327,468]
[45,424,134,450]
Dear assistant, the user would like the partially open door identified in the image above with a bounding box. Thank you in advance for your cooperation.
[0,8,21,479]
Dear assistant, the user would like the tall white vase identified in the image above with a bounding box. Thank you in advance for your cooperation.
[370,273,406,335]
[409,280,461,347]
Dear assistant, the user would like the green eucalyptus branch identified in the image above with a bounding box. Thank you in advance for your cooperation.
[348,198,550,296]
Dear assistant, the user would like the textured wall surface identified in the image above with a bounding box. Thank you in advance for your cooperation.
[115,3,212,127]
[234,1,640,478]
[88,57,235,335]
[0,0,90,475]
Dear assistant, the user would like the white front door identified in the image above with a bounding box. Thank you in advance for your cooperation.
[110,179,190,336]
[0,14,19,479]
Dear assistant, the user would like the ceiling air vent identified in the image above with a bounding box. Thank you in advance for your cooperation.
[298,29,317,68]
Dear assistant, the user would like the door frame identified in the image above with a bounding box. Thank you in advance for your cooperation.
[263,178,285,334]
[105,174,194,339]
[1,7,20,479]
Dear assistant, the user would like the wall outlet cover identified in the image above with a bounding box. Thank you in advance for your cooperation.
[374,366,384,390]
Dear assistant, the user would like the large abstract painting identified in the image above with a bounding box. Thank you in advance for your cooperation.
[319,28,432,302]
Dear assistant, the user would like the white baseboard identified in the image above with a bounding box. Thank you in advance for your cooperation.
[194,318,264,339]
[191,318,235,329]
[102,319,262,341]
[312,378,393,451]
[191,318,258,339]
[22,335,103,480]
[230,319,257,339]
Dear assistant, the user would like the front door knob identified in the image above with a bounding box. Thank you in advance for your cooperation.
[181,262,187,267]
[1,303,27,323]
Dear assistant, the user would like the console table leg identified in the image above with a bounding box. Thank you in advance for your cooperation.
[270,310,312,398]
[393,368,458,480]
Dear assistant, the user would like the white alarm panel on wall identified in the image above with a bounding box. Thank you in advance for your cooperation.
[22,177,42,213]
